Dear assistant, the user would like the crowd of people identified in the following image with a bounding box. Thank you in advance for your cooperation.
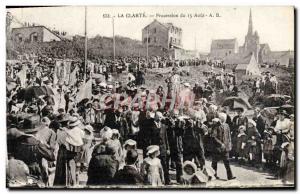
[6,55,294,188]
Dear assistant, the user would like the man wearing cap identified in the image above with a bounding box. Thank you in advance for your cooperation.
[211,113,236,181]
[11,121,56,186]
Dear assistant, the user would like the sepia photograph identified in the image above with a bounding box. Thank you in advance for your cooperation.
[5,6,295,189]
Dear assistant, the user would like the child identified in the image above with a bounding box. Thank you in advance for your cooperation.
[182,161,209,185]
[236,125,247,164]
[141,145,164,186]
[263,127,274,168]
[120,139,137,170]
[106,129,123,163]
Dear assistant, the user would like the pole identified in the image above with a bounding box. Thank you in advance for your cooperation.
[112,17,116,61]
[138,50,140,71]
[146,28,149,66]
[84,6,88,83]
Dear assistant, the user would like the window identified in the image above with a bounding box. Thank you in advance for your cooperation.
[153,28,156,33]
[15,33,23,43]
[174,38,176,43]
[144,38,147,43]
[148,37,151,43]
[30,32,38,42]
[229,50,231,54]
[154,37,156,43]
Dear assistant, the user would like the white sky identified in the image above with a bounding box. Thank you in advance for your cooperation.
[7,6,294,52]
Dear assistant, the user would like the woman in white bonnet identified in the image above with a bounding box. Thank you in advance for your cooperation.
[54,116,84,186]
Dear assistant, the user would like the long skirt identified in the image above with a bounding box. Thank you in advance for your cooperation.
[53,145,78,187]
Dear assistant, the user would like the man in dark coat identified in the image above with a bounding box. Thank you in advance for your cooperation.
[11,126,55,184]
[149,111,170,185]
[252,107,265,164]
[193,83,203,100]
[232,107,248,159]
[211,115,236,181]
[166,112,183,183]
[252,107,265,137]
[113,150,143,185]
[138,111,155,158]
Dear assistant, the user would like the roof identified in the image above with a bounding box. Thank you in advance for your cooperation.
[211,39,237,50]
[143,19,181,31]
[12,25,63,41]
[262,50,294,63]
[224,53,252,64]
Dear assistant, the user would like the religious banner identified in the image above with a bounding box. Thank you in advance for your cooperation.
[76,78,92,102]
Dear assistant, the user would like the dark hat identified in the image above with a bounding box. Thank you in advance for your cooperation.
[234,107,244,112]
[278,110,288,116]
[7,128,26,139]
[22,114,40,133]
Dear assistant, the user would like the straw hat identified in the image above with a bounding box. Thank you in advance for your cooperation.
[146,145,160,156]
[212,118,220,123]
[123,139,137,148]
[68,116,81,127]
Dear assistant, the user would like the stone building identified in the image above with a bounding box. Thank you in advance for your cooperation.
[142,19,183,50]
[11,25,62,44]
[210,38,238,59]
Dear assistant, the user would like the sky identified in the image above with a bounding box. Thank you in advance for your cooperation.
[7,6,294,52]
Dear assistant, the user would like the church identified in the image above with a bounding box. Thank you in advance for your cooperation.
[211,9,294,68]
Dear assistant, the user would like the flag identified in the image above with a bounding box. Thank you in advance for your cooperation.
[64,60,72,84]
[69,66,78,86]
[76,79,92,102]
[16,66,27,88]
[53,64,58,85]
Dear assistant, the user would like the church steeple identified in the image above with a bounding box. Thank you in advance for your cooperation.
[247,9,253,35]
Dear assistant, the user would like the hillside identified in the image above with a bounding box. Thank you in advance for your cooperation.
[7,35,169,60]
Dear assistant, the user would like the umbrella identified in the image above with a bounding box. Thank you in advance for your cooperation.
[222,96,252,110]
[263,94,286,107]
[23,86,44,101]
[21,86,54,101]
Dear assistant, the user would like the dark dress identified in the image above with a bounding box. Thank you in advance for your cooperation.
[113,165,144,185]
[87,153,119,185]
